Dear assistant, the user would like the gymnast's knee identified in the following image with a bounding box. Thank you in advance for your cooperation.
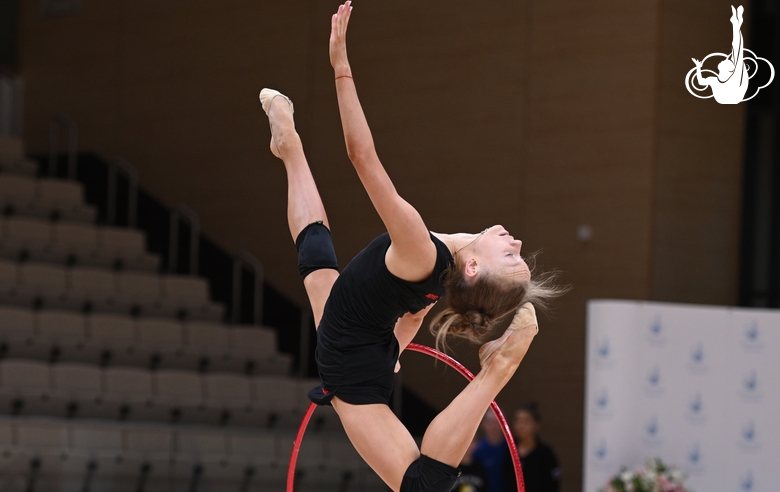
[400,455,461,492]
[295,221,339,279]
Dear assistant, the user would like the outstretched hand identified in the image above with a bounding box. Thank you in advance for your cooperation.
[692,58,703,67]
[330,1,353,71]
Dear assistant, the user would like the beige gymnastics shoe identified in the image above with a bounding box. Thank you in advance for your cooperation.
[478,303,538,367]
[259,88,294,115]
[259,88,295,158]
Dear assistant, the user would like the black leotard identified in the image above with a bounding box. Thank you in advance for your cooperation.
[308,233,454,406]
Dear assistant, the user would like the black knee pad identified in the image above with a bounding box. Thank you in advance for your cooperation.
[295,221,339,279]
[400,455,461,492]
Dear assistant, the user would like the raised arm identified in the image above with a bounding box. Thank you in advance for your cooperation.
[692,59,711,87]
[330,2,436,282]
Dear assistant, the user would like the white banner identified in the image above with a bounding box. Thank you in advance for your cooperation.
[584,300,780,492]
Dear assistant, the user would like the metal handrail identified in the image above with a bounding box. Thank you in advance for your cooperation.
[48,113,78,178]
[168,204,200,275]
[232,250,264,325]
[107,157,139,228]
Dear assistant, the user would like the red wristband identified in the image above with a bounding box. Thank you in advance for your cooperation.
[335,75,354,81]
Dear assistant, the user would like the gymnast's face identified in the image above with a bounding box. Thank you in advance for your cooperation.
[469,225,531,282]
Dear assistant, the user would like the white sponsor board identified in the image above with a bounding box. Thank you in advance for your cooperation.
[584,300,780,492]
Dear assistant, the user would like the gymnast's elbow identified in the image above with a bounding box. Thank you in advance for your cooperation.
[345,141,377,164]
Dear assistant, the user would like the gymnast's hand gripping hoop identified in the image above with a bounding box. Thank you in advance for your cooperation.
[287,342,526,492]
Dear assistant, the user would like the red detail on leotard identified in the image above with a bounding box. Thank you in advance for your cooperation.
[321,388,329,395]
[426,293,439,300]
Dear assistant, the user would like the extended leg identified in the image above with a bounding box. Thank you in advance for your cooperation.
[331,399,421,492]
[261,90,339,325]
[419,307,538,467]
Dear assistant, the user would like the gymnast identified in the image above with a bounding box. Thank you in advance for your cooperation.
[259,3,559,491]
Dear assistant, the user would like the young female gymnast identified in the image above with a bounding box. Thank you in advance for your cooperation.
[259,3,558,491]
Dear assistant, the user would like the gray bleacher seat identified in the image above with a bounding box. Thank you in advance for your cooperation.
[0,258,15,304]
[97,227,160,272]
[154,369,206,424]
[85,313,137,366]
[34,178,96,223]
[50,363,105,419]
[183,320,237,372]
[12,419,68,484]
[227,432,284,485]
[115,271,162,317]
[0,174,36,217]
[0,359,51,416]
[159,274,225,322]
[66,266,117,313]
[0,305,34,358]
[103,366,162,422]
[13,262,69,309]
[36,310,90,362]
[137,318,184,369]
[51,221,99,266]
[66,423,123,489]
[204,372,253,425]
[121,425,173,489]
[0,216,52,262]
[252,376,300,429]
[232,326,293,375]
[171,428,228,481]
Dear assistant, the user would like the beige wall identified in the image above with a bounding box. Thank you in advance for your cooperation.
[19,1,744,490]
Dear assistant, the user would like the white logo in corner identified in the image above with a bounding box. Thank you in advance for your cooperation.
[685,5,774,104]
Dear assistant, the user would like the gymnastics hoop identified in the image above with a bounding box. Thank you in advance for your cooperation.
[286,342,526,492]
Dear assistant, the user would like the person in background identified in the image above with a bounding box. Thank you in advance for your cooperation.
[451,436,489,492]
[472,411,509,492]
[505,402,560,492]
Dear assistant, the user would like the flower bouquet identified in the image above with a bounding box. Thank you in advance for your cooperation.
[600,458,689,492]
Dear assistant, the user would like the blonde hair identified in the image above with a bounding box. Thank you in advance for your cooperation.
[429,253,565,351]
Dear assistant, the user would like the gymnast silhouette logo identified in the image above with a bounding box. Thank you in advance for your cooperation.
[685,5,775,104]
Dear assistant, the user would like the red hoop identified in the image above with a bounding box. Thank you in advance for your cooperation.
[287,342,525,492]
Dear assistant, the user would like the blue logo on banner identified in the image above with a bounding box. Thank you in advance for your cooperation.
[590,439,615,471]
[686,442,706,474]
[686,392,707,424]
[643,415,662,447]
[646,315,666,346]
[595,440,608,461]
[645,365,663,395]
[741,470,754,491]
[689,443,700,464]
[595,337,614,368]
[597,390,609,409]
[593,389,613,419]
[687,342,708,373]
[740,420,760,452]
[740,370,762,402]
[742,321,763,352]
